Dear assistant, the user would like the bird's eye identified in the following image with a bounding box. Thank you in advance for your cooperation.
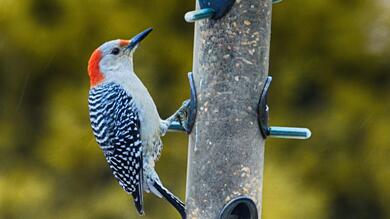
[111,47,120,55]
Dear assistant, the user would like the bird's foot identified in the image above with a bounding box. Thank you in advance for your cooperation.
[174,100,190,132]
[177,99,190,119]
[161,100,190,134]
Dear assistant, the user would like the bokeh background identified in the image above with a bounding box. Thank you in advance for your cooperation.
[0,0,389,218]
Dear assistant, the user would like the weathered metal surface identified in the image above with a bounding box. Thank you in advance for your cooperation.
[186,0,273,218]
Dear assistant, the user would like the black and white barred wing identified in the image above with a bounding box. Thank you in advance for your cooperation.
[88,83,144,214]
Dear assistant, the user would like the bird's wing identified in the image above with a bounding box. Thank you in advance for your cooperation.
[108,85,144,214]
[89,83,144,214]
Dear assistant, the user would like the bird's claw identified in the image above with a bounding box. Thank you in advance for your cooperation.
[176,100,190,132]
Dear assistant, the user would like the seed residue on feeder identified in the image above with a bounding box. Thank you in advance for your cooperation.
[241,166,251,178]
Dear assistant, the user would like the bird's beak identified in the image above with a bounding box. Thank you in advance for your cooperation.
[127,28,153,50]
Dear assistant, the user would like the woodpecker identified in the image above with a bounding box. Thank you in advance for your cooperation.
[87,28,187,218]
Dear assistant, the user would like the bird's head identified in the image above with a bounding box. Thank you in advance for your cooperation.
[87,28,153,87]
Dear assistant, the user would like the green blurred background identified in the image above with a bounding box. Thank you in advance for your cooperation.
[0,0,389,218]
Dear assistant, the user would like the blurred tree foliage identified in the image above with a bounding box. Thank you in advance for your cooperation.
[0,0,389,218]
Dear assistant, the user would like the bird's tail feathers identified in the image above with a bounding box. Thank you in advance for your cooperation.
[132,161,144,215]
[152,181,186,219]
[132,185,144,215]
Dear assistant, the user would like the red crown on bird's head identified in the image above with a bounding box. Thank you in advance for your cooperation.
[88,49,104,87]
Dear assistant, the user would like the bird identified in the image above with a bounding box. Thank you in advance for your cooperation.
[87,28,187,218]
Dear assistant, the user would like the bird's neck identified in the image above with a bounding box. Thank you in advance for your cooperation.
[109,68,146,94]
